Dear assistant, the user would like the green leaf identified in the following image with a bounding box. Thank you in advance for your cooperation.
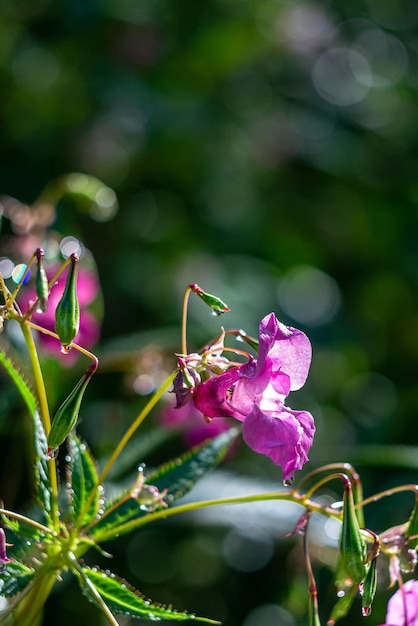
[90,427,238,539]
[0,561,36,597]
[148,426,239,499]
[33,410,52,518]
[0,350,37,415]
[0,350,52,518]
[79,567,220,623]
[67,433,100,527]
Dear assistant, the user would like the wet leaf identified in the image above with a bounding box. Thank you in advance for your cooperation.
[0,561,36,597]
[67,433,100,527]
[90,427,238,540]
[79,567,220,623]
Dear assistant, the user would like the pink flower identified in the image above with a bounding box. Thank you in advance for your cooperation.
[193,313,315,482]
[380,580,418,626]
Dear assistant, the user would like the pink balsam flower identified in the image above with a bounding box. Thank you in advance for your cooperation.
[193,313,315,482]
[380,580,418,626]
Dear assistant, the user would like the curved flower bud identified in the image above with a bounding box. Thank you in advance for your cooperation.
[54,253,80,352]
[190,283,230,316]
[48,366,94,453]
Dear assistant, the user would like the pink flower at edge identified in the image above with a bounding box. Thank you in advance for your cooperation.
[193,313,315,482]
[380,580,418,626]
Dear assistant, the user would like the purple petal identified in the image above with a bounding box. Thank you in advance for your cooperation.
[242,404,315,482]
[384,579,418,626]
[259,313,312,391]
[193,367,244,420]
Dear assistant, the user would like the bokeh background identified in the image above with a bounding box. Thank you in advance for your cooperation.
[1,0,418,624]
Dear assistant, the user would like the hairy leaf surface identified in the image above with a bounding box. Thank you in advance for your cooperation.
[79,567,219,623]
[0,561,36,597]
[67,433,100,527]
[90,427,238,539]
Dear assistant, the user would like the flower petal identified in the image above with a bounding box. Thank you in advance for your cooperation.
[193,367,244,420]
[242,404,315,481]
[259,313,312,391]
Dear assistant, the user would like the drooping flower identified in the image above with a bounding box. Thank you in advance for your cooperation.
[193,312,315,482]
[380,579,418,626]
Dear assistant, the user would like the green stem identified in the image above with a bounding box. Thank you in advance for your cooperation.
[181,285,192,355]
[69,554,119,626]
[6,570,57,626]
[92,489,342,543]
[20,322,59,531]
[97,370,177,485]
[78,371,177,529]
[0,508,55,536]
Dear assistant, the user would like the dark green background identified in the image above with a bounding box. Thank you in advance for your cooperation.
[1,1,418,624]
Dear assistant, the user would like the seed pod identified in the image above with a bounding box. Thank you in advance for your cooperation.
[190,283,230,316]
[35,248,49,313]
[55,254,80,352]
[339,477,367,585]
[48,367,93,452]
[361,557,377,617]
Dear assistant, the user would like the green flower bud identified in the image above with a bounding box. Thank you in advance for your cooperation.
[405,493,418,549]
[339,478,367,585]
[190,283,230,316]
[48,367,93,452]
[55,253,80,352]
[35,248,49,313]
[361,557,377,617]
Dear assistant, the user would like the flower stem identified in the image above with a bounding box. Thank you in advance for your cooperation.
[77,371,177,529]
[92,489,341,543]
[19,322,60,531]
[181,285,192,355]
[98,371,177,485]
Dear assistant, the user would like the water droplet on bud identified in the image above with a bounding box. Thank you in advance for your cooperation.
[61,344,72,354]
[283,475,294,487]
[361,606,371,617]
[46,447,59,460]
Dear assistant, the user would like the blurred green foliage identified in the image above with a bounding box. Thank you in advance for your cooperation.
[1,0,418,624]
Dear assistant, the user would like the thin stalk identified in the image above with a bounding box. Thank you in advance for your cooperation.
[0,508,55,536]
[20,322,59,531]
[69,553,119,626]
[91,489,342,544]
[26,320,99,369]
[77,371,177,528]
[181,284,192,355]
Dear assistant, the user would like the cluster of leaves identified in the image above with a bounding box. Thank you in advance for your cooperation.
[0,349,238,624]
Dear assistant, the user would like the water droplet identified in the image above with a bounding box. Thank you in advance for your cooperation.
[283,475,294,487]
[60,344,72,354]
[362,606,372,617]
[336,590,345,598]
[65,455,71,463]
[46,448,59,460]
